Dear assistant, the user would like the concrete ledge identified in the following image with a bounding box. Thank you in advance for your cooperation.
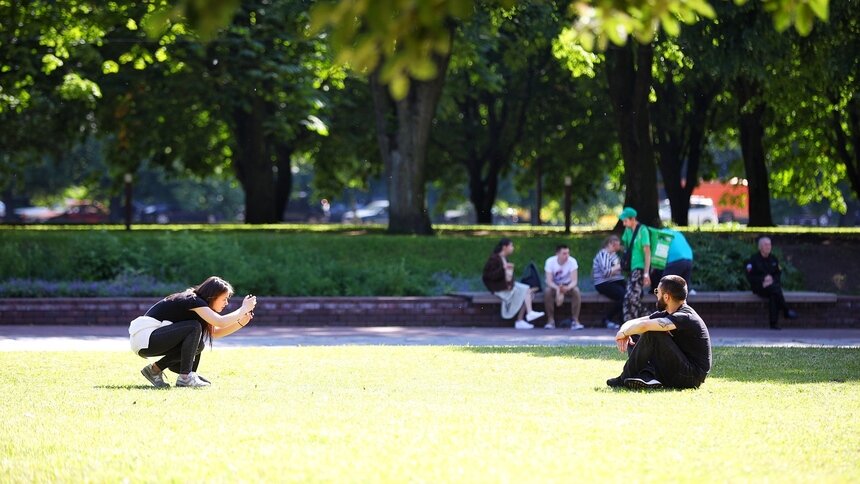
[0,294,857,329]
[449,291,839,305]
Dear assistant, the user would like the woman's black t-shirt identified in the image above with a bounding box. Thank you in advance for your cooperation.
[144,292,209,325]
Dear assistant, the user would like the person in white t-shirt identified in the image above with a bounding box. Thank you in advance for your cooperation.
[544,245,584,330]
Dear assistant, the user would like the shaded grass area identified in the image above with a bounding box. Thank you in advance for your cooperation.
[1,346,858,482]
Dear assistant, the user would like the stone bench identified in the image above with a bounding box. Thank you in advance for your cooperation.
[0,292,854,329]
[447,290,845,328]
[448,290,838,305]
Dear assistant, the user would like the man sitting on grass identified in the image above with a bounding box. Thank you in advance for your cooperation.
[606,275,712,390]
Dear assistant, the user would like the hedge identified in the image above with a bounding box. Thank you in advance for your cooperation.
[0,228,801,297]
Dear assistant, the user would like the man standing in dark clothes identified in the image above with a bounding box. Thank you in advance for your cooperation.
[606,275,711,390]
[745,236,798,330]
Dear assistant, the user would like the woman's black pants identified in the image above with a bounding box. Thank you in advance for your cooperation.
[137,320,204,375]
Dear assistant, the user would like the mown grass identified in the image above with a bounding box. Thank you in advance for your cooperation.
[1,346,858,482]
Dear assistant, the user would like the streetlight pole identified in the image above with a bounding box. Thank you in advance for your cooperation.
[124,173,133,231]
[564,176,572,234]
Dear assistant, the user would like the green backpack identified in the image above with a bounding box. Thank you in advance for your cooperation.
[648,227,675,270]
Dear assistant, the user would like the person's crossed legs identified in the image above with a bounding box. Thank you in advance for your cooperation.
[610,332,703,390]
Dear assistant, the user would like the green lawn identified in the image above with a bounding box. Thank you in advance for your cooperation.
[2,346,859,482]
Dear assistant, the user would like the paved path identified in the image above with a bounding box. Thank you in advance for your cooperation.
[1,325,859,351]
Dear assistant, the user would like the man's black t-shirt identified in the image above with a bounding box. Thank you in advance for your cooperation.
[145,292,208,325]
[650,303,712,375]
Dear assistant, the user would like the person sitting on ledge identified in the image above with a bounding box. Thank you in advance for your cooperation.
[745,236,798,330]
[482,238,544,330]
[606,275,712,390]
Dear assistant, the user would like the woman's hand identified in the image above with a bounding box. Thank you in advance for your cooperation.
[241,295,257,313]
[239,311,254,327]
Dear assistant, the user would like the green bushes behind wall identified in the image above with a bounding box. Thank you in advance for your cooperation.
[0,229,800,296]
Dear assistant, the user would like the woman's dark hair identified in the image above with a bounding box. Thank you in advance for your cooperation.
[493,238,513,254]
[167,276,234,345]
[659,275,688,301]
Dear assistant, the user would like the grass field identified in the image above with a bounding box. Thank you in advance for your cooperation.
[2,346,859,482]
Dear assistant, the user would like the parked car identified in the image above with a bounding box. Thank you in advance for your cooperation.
[659,196,719,225]
[48,201,109,223]
[342,200,389,224]
[13,206,63,223]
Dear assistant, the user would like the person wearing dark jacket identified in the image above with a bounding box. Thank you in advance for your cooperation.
[482,238,544,329]
[745,237,797,330]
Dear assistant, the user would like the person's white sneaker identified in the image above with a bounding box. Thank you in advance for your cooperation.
[514,320,534,329]
[570,321,585,330]
[688,289,697,296]
[525,311,544,322]
[176,372,210,388]
[544,322,556,329]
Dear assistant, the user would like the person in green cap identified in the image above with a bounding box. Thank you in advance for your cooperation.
[619,207,651,323]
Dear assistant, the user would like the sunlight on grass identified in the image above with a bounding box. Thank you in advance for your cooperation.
[1,346,858,482]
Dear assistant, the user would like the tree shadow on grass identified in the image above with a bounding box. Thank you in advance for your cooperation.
[456,345,624,361]
[457,346,860,384]
[94,385,167,390]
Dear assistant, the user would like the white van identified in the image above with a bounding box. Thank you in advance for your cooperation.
[659,196,718,225]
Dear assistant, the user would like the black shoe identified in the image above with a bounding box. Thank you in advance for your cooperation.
[770,323,782,330]
[606,376,624,388]
[624,377,663,390]
[785,309,798,320]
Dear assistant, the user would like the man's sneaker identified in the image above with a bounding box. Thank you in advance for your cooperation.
[514,320,534,330]
[624,377,663,390]
[570,321,585,330]
[604,319,620,330]
[544,322,556,329]
[606,376,624,388]
[176,372,211,388]
[141,364,169,388]
[196,374,211,384]
[525,311,545,322]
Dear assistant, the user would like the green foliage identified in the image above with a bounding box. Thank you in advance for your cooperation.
[0,228,819,296]
[684,232,801,291]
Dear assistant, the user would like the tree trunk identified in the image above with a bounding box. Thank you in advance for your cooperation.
[370,45,452,235]
[652,78,716,226]
[831,95,860,203]
[467,160,499,224]
[274,143,294,222]
[736,78,773,227]
[605,42,660,227]
[233,97,278,224]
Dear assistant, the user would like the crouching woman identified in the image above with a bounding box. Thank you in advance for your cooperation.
[129,276,257,388]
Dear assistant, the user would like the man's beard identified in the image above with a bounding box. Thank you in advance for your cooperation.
[656,297,667,311]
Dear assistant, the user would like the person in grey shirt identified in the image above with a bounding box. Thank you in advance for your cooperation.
[592,235,625,329]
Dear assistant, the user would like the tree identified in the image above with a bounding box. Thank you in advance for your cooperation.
[603,41,660,227]
[430,2,566,224]
[766,1,860,210]
[650,37,719,226]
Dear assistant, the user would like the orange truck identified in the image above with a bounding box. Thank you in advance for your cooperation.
[692,179,749,223]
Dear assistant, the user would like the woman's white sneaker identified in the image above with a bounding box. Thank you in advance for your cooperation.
[176,372,210,388]
[514,320,534,329]
[525,311,545,322]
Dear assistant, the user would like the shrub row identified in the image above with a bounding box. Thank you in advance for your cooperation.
[0,229,800,297]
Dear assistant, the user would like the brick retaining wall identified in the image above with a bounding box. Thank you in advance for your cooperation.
[1,296,858,328]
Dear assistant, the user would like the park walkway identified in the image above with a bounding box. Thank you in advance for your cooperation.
[1,325,859,351]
